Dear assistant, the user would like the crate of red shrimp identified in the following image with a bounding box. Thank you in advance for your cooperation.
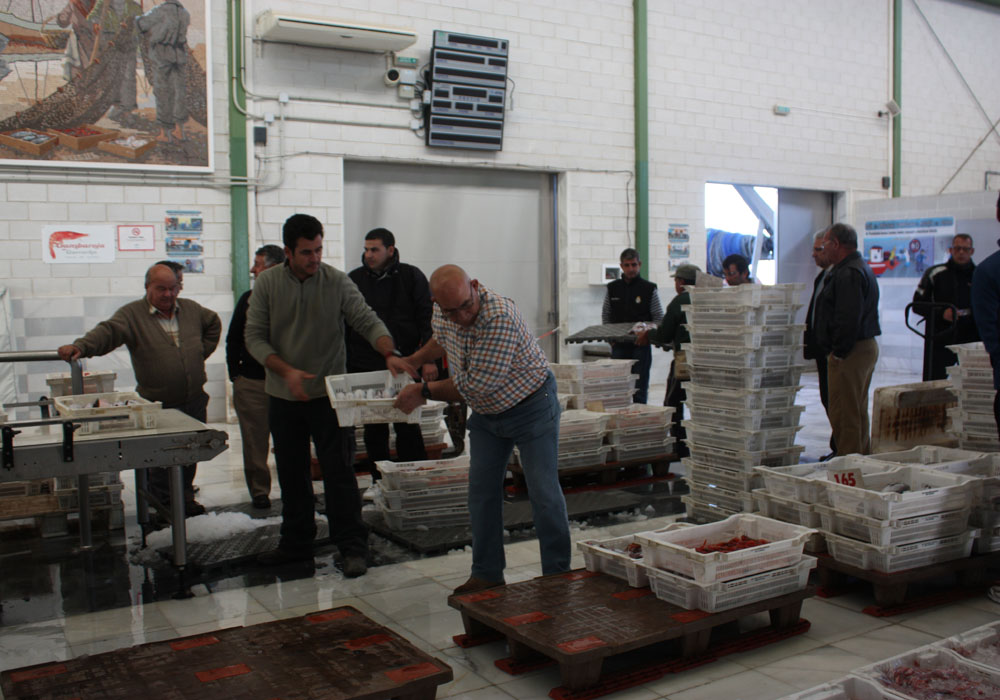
[936,621,1000,673]
[576,522,693,588]
[634,513,815,584]
[855,646,1000,700]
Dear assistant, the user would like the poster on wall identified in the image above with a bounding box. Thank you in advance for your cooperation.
[667,223,690,243]
[42,224,115,263]
[164,209,203,273]
[0,0,213,172]
[117,223,155,250]
[863,217,955,279]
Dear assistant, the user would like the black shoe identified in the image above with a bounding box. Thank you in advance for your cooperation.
[257,548,313,566]
[819,452,836,462]
[252,495,271,509]
[184,501,206,517]
[342,555,368,578]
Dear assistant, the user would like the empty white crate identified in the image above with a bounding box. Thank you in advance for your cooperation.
[605,404,674,429]
[560,409,612,437]
[558,430,606,454]
[754,456,898,505]
[752,489,822,528]
[687,482,754,514]
[376,456,470,490]
[687,444,805,472]
[549,359,636,381]
[689,364,806,391]
[957,389,997,413]
[565,391,634,411]
[686,404,805,431]
[53,392,161,434]
[45,370,117,397]
[687,283,806,308]
[378,503,470,530]
[683,304,802,327]
[326,371,428,425]
[685,323,807,349]
[682,495,740,523]
[684,383,802,412]
[948,408,998,434]
[868,445,986,467]
[635,513,815,584]
[607,424,670,445]
[683,421,802,452]
[608,437,674,462]
[684,461,763,493]
[557,373,639,396]
[375,483,468,511]
[947,341,993,368]
[936,620,1000,672]
[684,345,803,370]
[776,675,911,700]
[823,529,976,573]
[815,503,971,546]
[947,365,995,390]
[824,466,978,519]
[647,555,816,612]
[855,646,1000,699]
[557,445,612,470]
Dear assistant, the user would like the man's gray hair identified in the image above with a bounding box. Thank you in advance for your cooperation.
[826,223,858,249]
[256,244,286,267]
[814,228,828,241]
[145,261,182,286]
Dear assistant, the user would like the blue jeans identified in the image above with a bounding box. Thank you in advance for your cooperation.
[466,373,570,582]
[611,342,650,404]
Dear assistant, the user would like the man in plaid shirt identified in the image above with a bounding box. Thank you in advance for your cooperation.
[395,265,570,594]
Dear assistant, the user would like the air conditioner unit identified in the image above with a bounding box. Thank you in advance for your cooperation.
[255,11,417,52]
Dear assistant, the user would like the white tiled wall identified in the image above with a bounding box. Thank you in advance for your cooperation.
[3,0,1000,417]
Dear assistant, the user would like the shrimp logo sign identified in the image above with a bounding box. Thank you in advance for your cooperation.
[42,226,115,264]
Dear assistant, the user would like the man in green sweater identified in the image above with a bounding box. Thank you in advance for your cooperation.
[58,263,221,515]
[245,213,412,575]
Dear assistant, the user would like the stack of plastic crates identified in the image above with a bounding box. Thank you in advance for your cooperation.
[604,404,675,463]
[549,359,638,410]
[556,409,612,470]
[372,456,470,530]
[946,342,999,452]
[680,283,807,522]
[353,400,447,453]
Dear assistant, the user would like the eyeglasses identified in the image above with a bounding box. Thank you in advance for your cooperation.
[438,284,477,316]
[812,245,825,253]
[952,246,972,252]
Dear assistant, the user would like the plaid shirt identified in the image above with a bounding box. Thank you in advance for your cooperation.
[433,285,549,414]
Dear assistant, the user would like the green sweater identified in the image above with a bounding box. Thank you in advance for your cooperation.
[72,298,221,406]
[647,290,690,351]
[245,262,390,401]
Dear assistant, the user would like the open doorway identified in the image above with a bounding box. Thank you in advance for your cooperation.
[705,183,778,284]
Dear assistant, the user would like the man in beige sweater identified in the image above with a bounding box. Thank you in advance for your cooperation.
[58,263,221,515]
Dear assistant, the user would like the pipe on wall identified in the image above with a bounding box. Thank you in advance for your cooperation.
[229,0,250,300]
[633,0,649,264]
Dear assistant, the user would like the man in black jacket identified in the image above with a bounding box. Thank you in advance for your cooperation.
[601,248,663,404]
[803,230,835,459]
[227,244,285,509]
[346,229,433,474]
[911,234,979,380]
[814,223,881,455]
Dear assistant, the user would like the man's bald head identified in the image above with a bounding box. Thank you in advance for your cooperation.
[431,265,480,326]
[145,263,182,316]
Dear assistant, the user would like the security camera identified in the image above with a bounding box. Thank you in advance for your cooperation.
[384,68,401,87]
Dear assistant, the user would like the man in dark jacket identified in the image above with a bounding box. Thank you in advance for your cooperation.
[601,248,663,404]
[803,230,835,459]
[346,228,434,473]
[814,223,881,455]
[911,234,978,380]
[227,244,285,509]
[971,196,1000,435]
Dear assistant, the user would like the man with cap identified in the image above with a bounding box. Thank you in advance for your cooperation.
[971,193,1000,436]
[636,263,700,458]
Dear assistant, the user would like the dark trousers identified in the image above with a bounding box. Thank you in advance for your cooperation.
[269,396,368,557]
[815,354,836,454]
[663,361,688,458]
[363,422,427,478]
[924,340,958,382]
[611,342,651,404]
[149,392,207,505]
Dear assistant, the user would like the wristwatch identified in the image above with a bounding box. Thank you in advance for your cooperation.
[421,380,432,400]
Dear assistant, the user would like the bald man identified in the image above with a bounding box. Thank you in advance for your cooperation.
[58,263,221,516]
[395,265,570,595]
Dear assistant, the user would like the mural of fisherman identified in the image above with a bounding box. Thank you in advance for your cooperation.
[136,0,188,143]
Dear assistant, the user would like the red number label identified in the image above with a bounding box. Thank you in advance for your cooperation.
[834,472,856,486]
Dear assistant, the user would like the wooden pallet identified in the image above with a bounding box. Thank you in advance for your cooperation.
[509,453,677,489]
[449,569,813,692]
[2,605,452,700]
[815,551,1000,610]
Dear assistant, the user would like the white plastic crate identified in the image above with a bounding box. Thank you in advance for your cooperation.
[635,513,815,584]
[687,282,806,308]
[55,483,125,511]
[689,364,806,391]
[376,456,470,490]
[418,401,446,426]
[957,389,997,413]
[752,489,822,528]
[683,421,802,452]
[685,323,807,349]
[681,495,740,523]
[754,456,897,505]
[948,407,998,434]
[565,391,633,411]
[683,383,802,412]
[777,675,912,700]
[55,473,121,490]
[855,646,1000,700]
[607,424,670,446]
[868,445,986,467]
[325,372,428,426]
[557,373,639,396]
[947,365,995,390]
[53,391,161,435]
[937,621,1000,672]
[824,466,978,519]
[559,409,612,437]
[682,303,802,327]
[685,462,763,492]
[558,430,606,454]
[557,445,612,470]
[604,404,675,429]
[686,482,754,514]
[683,345,803,370]
[687,444,804,472]
[961,436,1000,452]
[647,555,815,612]
[374,483,467,511]
[685,404,805,431]
[377,502,470,530]
[608,437,674,463]
[946,341,992,368]
[576,522,693,588]
[549,359,636,381]
[815,503,970,546]
[44,370,116,397]
[823,529,976,573]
